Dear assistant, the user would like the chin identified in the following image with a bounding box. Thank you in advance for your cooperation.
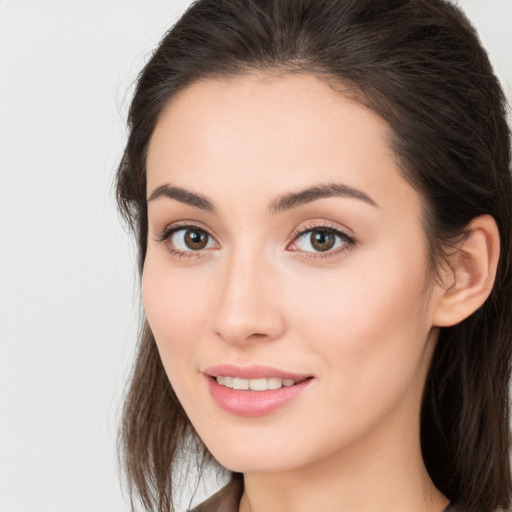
[199,428,328,475]
[193,428,294,473]
[214,451,299,474]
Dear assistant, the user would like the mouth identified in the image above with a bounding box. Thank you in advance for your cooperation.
[213,375,307,391]
[204,364,314,417]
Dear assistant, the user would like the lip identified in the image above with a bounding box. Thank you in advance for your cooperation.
[205,363,311,381]
[204,364,314,417]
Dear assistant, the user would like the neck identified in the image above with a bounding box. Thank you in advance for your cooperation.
[239,395,448,512]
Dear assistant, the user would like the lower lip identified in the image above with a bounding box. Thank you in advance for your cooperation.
[207,377,312,417]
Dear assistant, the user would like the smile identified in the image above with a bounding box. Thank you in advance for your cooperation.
[215,376,296,391]
[206,366,314,417]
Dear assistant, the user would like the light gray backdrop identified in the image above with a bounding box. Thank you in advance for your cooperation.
[0,1,511,511]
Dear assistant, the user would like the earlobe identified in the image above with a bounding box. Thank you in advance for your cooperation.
[433,214,500,327]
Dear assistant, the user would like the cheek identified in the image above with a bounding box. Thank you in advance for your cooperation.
[286,250,434,399]
[290,258,429,336]
[142,254,213,370]
[141,256,220,422]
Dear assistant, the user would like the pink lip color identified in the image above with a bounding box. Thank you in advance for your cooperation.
[204,365,313,417]
[205,364,309,381]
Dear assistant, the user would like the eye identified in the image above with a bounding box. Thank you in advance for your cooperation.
[173,227,214,251]
[289,226,355,254]
[156,225,217,254]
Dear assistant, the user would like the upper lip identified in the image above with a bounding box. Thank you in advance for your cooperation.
[204,363,312,381]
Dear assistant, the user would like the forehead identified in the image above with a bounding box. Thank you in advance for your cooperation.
[148,72,389,164]
[146,72,420,217]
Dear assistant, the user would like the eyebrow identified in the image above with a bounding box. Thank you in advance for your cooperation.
[269,182,378,214]
[147,181,377,214]
[148,184,216,212]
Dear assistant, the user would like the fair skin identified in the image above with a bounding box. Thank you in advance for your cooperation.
[143,73,499,512]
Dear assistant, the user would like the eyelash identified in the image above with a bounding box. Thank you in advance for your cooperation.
[289,222,356,259]
[154,221,356,260]
[154,222,213,259]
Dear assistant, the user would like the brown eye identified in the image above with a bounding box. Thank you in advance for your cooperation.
[310,231,335,251]
[290,226,355,255]
[163,226,216,253]
[183,228,209,250]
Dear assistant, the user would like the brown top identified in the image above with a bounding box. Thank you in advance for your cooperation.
[189,478,244,512]
[189,478,456,512]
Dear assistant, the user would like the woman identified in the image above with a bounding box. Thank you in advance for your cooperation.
[116,0,512,511]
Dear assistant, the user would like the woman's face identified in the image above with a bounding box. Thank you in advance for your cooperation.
[143,73,443,474]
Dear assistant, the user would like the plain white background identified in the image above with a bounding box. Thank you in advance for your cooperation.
[0,1,511,511]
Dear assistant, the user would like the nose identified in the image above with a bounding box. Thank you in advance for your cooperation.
[212,250,286,345]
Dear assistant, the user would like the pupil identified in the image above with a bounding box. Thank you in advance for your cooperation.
[311,231,335,251]
[185,229,208,250]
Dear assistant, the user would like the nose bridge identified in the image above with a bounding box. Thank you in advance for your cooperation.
[213,243,284,344]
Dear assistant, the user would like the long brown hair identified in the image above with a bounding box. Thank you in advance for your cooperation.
[116,1,512,511]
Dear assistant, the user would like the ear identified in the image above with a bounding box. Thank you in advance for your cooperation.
[432,214,500,327]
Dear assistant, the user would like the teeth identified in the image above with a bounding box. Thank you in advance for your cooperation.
[233,377,249,390]
[215,376,297,391]
[267,377,282,390]
[249,378,267,391]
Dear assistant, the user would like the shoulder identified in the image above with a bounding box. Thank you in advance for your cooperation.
[189,477,244,512]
